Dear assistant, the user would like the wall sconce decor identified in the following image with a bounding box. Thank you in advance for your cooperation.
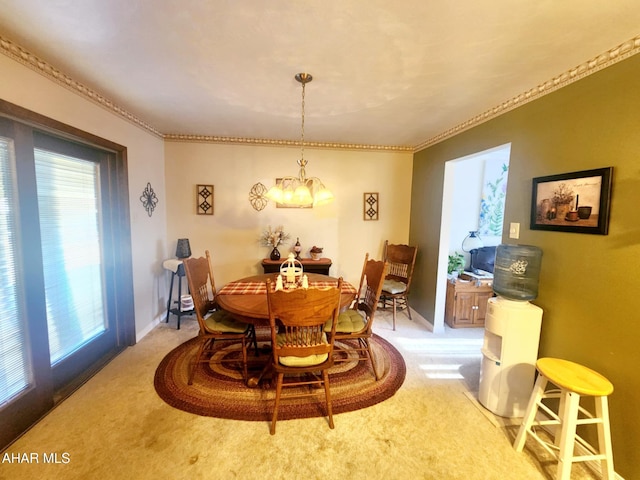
[197,184,214,215]
[363,192,379,221]
[140,182,158,217]
[249,182,268,211]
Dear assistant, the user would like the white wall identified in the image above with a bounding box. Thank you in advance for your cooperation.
[164,141,413,288]
[447,143,511,266]
[1,54,167,340]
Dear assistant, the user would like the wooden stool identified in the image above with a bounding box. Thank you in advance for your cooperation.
[514,357,614,480]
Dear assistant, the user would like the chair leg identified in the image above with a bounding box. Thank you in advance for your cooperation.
[514,374,548,452]
[364,338,380,380]
[323,369,334,429]
[188,338,209,385]
[240,337,248,382]
[404,295,412,320]
[392,298,397,330]
[557,391,580,480]
[595,396,615,480]
[270,372,284,435]
[248,325,259,356]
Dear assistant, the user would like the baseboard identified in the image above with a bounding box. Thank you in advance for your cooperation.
[135,315,162,343]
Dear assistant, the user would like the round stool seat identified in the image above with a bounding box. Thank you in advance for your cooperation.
[536,357,613,397]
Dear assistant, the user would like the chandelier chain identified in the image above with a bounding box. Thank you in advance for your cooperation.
[300,79,306,163]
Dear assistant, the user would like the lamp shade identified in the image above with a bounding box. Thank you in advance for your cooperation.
[175,238,192,259]
[462,231,483,252]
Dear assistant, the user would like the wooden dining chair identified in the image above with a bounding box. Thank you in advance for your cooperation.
[265,278,343,435]
[183,251,255,385]
[379,240,418,330]
[325,254,388,380]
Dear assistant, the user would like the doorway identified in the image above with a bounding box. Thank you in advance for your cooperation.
[433,144,511,333]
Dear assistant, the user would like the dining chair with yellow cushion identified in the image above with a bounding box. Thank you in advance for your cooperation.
[324,254,388,380]
[265,278,342,435]
[183,251,255,385]
[379,240,418,330]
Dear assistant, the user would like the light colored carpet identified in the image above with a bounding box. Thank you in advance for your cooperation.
[0,310,600,480]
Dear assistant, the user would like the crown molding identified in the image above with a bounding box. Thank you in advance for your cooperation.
[413,35,640,152]
[3,33,639,153]
[163,134,413,152]
[0,35,163,138]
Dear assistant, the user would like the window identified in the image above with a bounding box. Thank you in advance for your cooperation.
[0,136,33,407]
[0,100,135,450]
[35,149,107,365]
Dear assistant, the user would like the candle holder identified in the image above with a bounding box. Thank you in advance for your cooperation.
[280,253,304,288]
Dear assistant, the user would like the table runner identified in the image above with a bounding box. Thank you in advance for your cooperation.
[218,280,357,296]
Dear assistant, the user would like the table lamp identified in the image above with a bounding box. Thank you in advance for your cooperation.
[462,231,483,273]
[175,238,192,259]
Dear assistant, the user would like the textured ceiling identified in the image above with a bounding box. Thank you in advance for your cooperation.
[1,1,639,149]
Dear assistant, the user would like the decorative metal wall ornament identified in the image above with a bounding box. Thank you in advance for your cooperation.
[197,184,214,215]
[363,192,379,221]
[249,182,268,211]
[140,182,158,217]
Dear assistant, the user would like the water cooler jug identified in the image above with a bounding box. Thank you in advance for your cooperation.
[478,244,543,417]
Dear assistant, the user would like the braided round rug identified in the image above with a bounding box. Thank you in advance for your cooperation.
[154,333,405,421]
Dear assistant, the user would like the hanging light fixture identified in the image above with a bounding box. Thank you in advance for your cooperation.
[265,73,334,207]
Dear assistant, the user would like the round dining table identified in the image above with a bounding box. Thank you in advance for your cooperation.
[216,273,357,325]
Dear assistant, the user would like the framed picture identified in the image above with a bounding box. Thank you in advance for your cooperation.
[197,184,214,215]
[363,192,379,221]
[530,167,612,235]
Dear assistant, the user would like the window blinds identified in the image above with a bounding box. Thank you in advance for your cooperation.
[34,149,107,366]
[0,137,33,407]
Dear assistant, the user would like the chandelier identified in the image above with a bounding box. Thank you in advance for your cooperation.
[265,73,334,207]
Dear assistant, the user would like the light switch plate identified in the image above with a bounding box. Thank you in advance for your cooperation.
[509,222,520,239]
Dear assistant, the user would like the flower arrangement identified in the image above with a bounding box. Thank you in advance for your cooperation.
[260,225,290,248]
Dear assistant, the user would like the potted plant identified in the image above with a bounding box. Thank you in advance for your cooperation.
[447,252,465,277]
[310,245,323,260]
[552,183,575,220]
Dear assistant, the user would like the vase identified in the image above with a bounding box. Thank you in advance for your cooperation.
[556,203,571,220]
[270,246,281,261]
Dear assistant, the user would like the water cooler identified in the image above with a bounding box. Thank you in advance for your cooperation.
[478,244,543,418]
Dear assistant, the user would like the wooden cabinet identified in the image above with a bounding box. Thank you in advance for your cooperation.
[445,278,493,328]
[261,257,332,275]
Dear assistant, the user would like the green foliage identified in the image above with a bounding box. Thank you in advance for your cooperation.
[479,163,508,236]
[448,252,465,275]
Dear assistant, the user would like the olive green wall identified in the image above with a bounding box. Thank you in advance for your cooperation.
[410,54,640,477]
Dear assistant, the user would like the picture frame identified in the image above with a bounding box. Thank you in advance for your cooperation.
[363,192,379,221]
[530,167,612,235]
[197,184,214,215]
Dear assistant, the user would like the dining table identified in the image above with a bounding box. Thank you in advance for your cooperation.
[216,272,358,325]
[216,273,358,387]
